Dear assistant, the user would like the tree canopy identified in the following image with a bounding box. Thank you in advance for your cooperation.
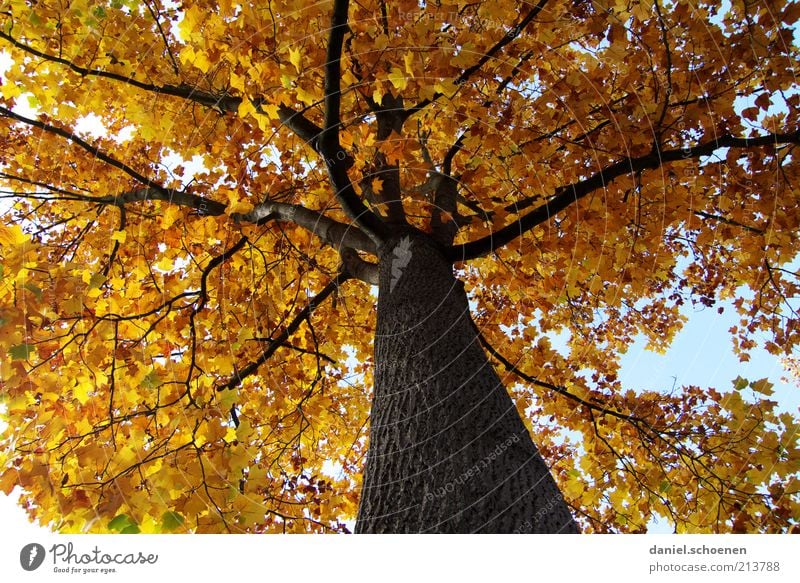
[0,0,799,533]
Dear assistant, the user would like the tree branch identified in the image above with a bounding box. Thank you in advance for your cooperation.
[0,110,378,237]
[102,187,227,214]
[231,200,376,255]
[403,0,551,121]
[143,0,181,76]
[0,104,175,192]
[0,170,91,199]
[317,0,389,244]
[0,31,344,170]
[339,247,378,285]
[194,236,249,314]
[0,107,377,256]
[473,321,645,425]
[692,210,764,234]
[429,176,460,246]
[0,105,228,214]
[0,31,235,110]
[449,131,800,261]
[371,93,408,224]
[276,104,353,169]
[217,272,351,391]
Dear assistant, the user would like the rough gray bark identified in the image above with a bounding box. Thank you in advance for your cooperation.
[355,230,578,533]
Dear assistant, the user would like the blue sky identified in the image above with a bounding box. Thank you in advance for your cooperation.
[619,301,798,415]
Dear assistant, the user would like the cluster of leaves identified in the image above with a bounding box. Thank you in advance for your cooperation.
[0,0,799,532]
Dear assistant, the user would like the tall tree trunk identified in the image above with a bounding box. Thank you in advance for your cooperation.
[355,231,579,533]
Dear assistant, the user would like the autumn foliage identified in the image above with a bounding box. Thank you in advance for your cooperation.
[0,0,799,533]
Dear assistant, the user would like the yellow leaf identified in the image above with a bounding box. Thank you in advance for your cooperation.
[435,79,461,96]
[73,380,93,405]
[404,52,414,75]
[296,86,317,105]
[388,68,407,90]
[1,81,21,100]
[214,354,235,375]
[563,476,584,499]
[179,45,211,73]
[194,431,208,448]
[288,47,302,73]
[182,494,209,516]
[374,34,389,50]
[0,469,17,495]
[342,69,358,86]
[260,102,279,119]
[0,224,28,247]
[155,257,174,271]
[110,230,127,243]
[192,51,212,74]
[373,85,384,105]
[63,295,84,315]
[223,427,237,443]
[160,206,182,230]
[117,446,139,468]
[230,71,246,92]
[178,5,205,38]
[418,85,435,102]
[238,98,256,119]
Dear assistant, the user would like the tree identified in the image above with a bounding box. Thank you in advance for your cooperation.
[0,0,798,534]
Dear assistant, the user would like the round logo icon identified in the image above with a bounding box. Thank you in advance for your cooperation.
[20,543,46,571]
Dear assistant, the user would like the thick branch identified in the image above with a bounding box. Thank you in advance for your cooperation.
[102,187,226,214]
[318,0,389,244]
[231,200,376,255]
[429,176,460,246]
[339,247,378,285]
[0,107,375,256]
[322,0,348,143]
[0,128,378,266]
[449,131,800,261]
[276,104,353,169]
[1,27,387,247]
[362,154,406,225]
[430,133,467,244]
